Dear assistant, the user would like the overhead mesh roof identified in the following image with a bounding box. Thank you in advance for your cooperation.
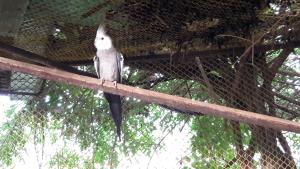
[5,0,298,62]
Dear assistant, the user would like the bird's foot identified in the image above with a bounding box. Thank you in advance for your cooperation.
[100,78,105,85]
[113,81,117,88]
[93,55,97,61]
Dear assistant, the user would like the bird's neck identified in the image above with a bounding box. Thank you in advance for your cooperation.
[96,48,117,59]
[97,47,115,52]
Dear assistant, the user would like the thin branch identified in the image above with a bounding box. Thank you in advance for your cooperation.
[269,48,293,76]
[232,17,287,92]
[146,121,180,169]
[195,57,221,103]
[216,34,252,43]
[179,117,189,132]
[277,131,292,155]
[278,70,300,77]
[273,91,300,107]
[273,79,300,87]
[274,103,300,116]
[153,14,169,28]
[185,81,193,99]
[158,80,202,115]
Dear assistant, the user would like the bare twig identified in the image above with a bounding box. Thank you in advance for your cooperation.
[232,17,286,92]
[273,92,300,107]
[274,103,300,116]
[153,14,169,28]
[216,34,252,44]
[278,70,300,77]
[146,121,180,169]
[179,117,190,132]
[269,48,293,76]
[277,131,292,155]
[195,57,221,103]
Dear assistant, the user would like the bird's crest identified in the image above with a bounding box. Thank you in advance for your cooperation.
[94,24,113,50]
[96,24,106,37]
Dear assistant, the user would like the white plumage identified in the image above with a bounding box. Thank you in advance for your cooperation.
[93,25,124,83]
[93,24,124,139]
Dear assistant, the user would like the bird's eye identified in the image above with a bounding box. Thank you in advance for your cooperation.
[101,37,104,40]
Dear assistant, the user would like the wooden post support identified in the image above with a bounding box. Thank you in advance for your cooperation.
[0,56,300,133]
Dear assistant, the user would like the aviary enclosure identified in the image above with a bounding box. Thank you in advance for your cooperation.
[0,0,299,168]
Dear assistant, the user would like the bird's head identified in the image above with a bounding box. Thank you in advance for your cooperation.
[94,25,113,50]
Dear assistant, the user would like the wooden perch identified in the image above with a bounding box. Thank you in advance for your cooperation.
[0,56,300,133]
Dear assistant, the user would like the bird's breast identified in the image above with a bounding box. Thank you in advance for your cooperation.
[99,56,118,81]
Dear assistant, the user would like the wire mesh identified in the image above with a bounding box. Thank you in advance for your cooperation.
[0,0,300,169]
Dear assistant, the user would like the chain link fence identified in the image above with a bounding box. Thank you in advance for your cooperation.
[0,0,300,168]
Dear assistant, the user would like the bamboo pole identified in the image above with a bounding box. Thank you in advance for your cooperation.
[0,56,300,133]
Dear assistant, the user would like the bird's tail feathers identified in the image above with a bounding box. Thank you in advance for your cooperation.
[104,92,122,140]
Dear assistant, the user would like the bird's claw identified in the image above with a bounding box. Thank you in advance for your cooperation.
[100,78,105,85]
[113,81,117,88]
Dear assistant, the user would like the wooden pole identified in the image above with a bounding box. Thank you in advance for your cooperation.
[61,41,300,65]
[0,56,300,133]
[0,41,97,78]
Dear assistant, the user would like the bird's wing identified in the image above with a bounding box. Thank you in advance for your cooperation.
[116,52,124,83]
[93,55,100,78]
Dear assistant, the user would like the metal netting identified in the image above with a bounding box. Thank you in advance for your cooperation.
[7,0,299,62]
[0,0,300,168]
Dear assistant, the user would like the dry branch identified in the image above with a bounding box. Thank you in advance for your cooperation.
[195,57,221,102]
[1,57,300,133]
[273,92,300,107]
[278,70,300,77]
[277,131,292,155]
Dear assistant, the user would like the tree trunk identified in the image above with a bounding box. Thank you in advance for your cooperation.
[228,51,296,169]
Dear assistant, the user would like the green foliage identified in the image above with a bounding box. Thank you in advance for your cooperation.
[190,116,238,168]
[0,106,28,167]
[49,148,80,169]
[294,48,300,55]
[287,133,300,152]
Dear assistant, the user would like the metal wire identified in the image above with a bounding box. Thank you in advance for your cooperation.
[0,0,299,168]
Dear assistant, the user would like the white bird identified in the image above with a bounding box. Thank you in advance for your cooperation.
[93,25,124,139]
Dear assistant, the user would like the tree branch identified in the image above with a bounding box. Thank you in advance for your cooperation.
[269,48,293,78]
[195,57,222,103]
[273,92,300,107]
[278,70,300,77]
[274,103,300,116]
[277,131,292,155]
